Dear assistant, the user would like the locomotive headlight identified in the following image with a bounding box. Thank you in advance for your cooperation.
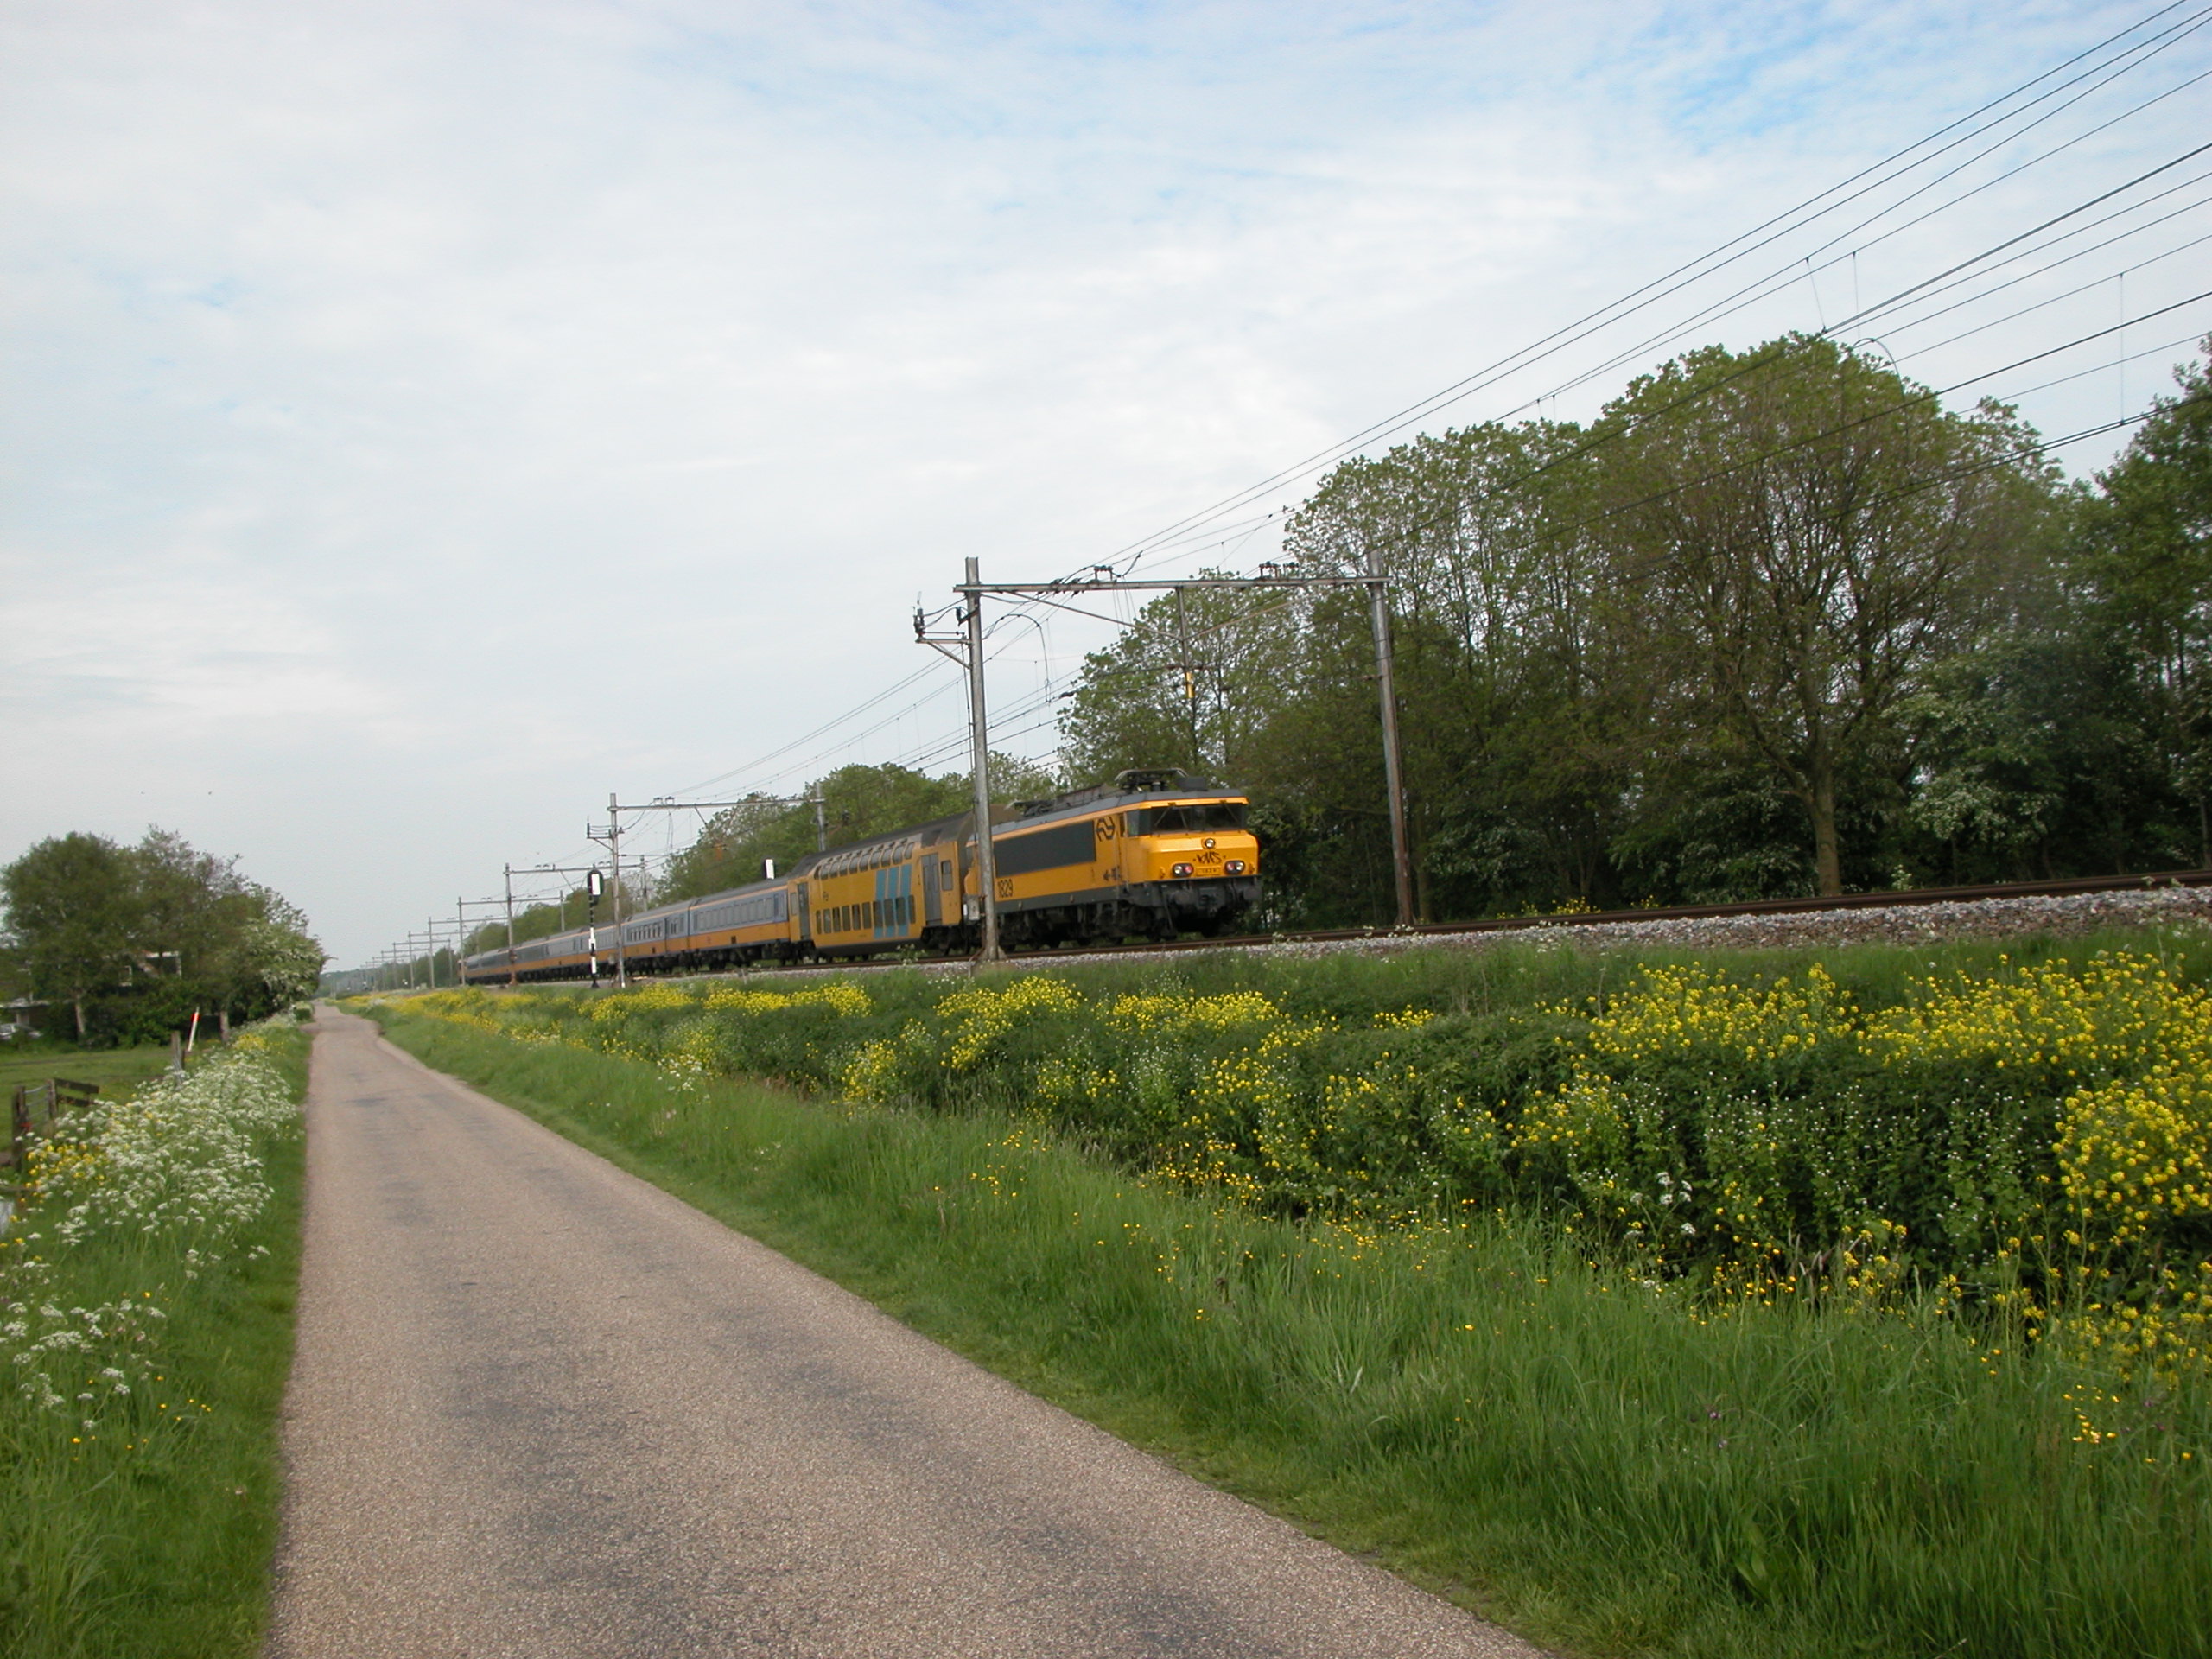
[1203,837,1216,849]
[1171,862,1195,878]
[1225,860,1247,874]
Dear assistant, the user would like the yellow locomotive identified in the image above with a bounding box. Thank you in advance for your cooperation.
[462,769,1260,982]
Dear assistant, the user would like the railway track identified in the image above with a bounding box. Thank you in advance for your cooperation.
[1155,867,2212,950]
[504,867,2212,988]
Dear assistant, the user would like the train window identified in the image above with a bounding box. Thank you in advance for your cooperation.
[941,860,952,886]
[1129,803,1247,835]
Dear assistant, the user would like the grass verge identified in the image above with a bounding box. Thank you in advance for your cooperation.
[368,1001,2212,1659]
[0,1026,308,1659]
[0,1046,178,1112]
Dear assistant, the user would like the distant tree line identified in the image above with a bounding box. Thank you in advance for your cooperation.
[1,830,326,1044]
[652,757,1058,905]
[1065,334,2212,925]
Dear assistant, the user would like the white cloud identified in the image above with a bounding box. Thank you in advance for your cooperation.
[3,0,2205,958]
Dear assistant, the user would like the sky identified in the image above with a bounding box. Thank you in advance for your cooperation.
[4,0,2209,966]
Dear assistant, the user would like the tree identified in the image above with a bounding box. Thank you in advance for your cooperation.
[232,893,327,1007]
[1281,420,1649,916]
[1,834,139,1038]
[1601,335,2061,894]
[2074,340,2212,863]
[1059,576,1298,787]
[658,759,1059,905]
[0,829,325,1042]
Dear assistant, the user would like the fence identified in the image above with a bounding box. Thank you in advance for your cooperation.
[5,1077,99,1173]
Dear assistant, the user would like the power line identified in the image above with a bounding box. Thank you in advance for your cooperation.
[674,662,952,795]
[1860,182,2212,340]
[1074,3,2212,582]
[1467,126,2212,445]
[669,9,2212,807]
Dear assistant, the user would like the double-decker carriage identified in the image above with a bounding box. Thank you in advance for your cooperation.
[460,769,1260,982]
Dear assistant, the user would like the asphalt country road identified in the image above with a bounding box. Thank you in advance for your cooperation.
[265,1010,1546,1658]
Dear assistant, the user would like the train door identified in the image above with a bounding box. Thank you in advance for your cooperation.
[922,849,941,925]
[795,882,811,943]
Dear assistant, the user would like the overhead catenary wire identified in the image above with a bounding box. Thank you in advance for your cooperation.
[671,6,2212,810]
[1073,3,2212,583]
[894,316,2212,794]
[1839,171,2212,336]
[1513,132,2212,431]
[412,5,2209,943]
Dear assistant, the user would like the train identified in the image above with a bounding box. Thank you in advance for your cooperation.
[460,768,1262,983]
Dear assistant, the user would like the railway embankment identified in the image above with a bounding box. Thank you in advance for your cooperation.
[365,916,2212,1659]
[1293,880,2212,957]
[563,874,2212,985]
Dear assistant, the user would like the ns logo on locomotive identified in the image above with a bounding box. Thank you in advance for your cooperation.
[462,770,1261,982]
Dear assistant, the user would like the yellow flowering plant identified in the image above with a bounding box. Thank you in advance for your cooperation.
[393,949,2212,1381]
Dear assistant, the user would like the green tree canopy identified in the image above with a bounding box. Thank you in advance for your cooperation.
[1599,334,2063,894]
[1,834,140,1038]
[1053,332,2126,925]
[657,758,1061,906]
[2075,340,2212,861]
[0,829,326,1042]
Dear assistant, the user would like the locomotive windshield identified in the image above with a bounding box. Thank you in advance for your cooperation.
[1128,802,1247,835]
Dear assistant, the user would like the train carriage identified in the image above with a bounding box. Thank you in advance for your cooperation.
[461,768,1260,982]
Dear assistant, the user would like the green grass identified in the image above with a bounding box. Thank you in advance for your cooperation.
[369,1001,2212,1659]
[0,1028,308,1659]
[0,1045,176,1110]
[780,921,2212,1019]
[423,922,2212,1314]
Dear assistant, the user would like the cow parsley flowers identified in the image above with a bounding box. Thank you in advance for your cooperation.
[3,1033,301,1425]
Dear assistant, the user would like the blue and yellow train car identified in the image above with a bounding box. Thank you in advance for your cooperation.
[460,768,1261,982]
